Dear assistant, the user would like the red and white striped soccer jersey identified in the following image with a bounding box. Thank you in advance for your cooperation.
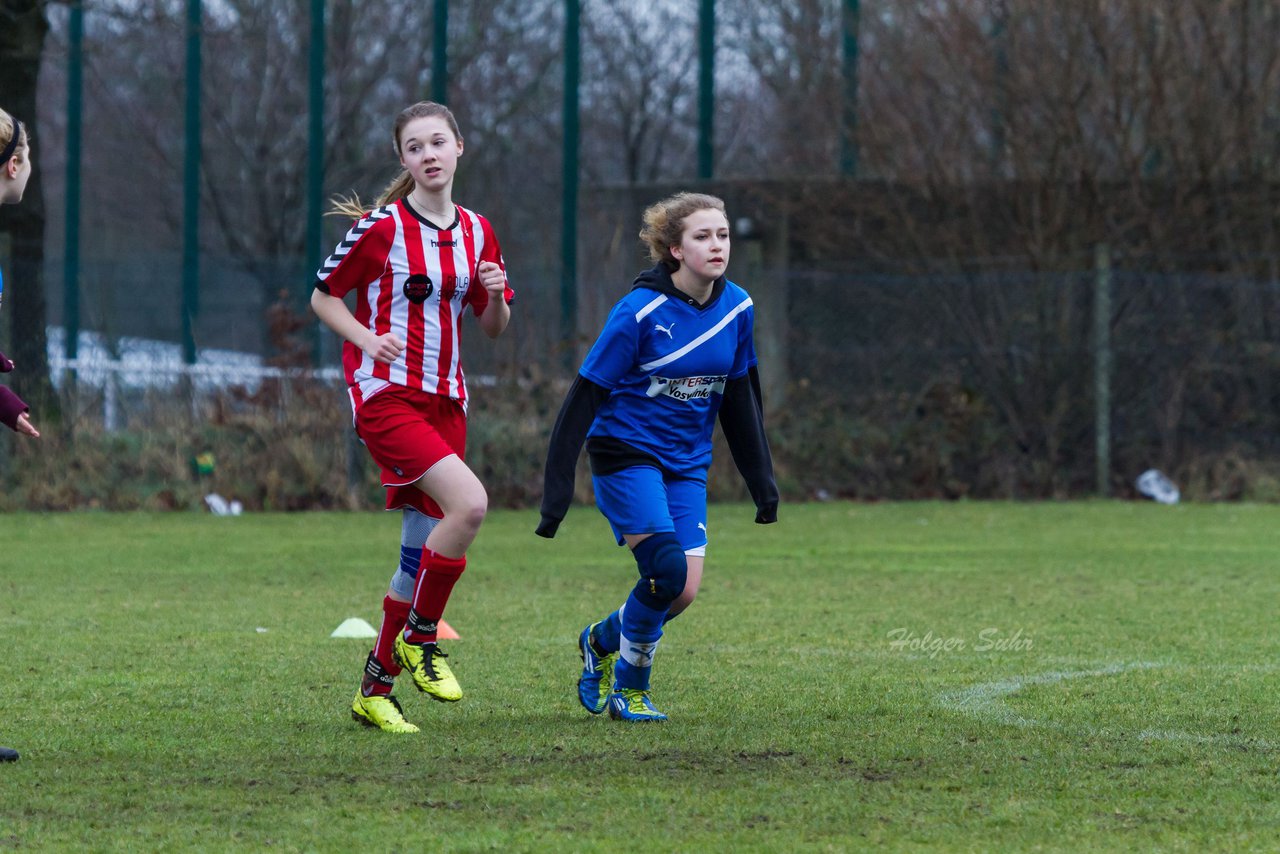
[315,198,513,414]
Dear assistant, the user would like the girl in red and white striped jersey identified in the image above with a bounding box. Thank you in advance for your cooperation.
[312,101,513,733]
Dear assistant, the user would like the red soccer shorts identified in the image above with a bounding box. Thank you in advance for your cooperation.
[355,385,467,516]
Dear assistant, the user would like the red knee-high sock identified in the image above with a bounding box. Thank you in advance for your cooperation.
[363,595,412,696]
[404,550,466,645]
[375,595,411,672]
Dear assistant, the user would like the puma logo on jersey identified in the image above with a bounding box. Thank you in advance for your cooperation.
[654,322,676,338]
[698,522,707,533]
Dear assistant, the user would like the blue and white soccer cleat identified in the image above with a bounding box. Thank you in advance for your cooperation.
[606,688,668,722]
[577,622,617,715]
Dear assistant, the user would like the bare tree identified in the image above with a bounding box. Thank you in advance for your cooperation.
[578,0,698,185]
[718,0,843,178]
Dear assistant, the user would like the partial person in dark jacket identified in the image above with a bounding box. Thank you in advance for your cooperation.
[0,107,37,441]
[1,106,38,764]
[537,191,777,722]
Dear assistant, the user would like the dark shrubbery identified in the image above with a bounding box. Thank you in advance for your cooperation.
[7,365,1280,512]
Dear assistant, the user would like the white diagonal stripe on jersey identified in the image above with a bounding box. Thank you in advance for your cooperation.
[634,294,667,322]
[638,296,753,372]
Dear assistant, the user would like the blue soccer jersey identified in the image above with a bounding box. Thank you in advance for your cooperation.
[538,263,777,538]
[579,276,757,478]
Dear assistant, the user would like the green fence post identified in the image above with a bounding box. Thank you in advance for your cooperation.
[841,0,859,177]
[182,0,202,367]
[988,0,1009,173]
[307,0,325,365]
[1094,243,1112,496]
[561,0,580,370]
[433,0,448,104]
[64,0,82,384]
[698,0,714,180]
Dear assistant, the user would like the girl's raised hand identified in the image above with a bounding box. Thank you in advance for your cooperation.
[15,411,38,438]
[478,261,506,298]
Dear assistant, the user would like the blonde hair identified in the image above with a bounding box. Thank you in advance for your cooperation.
[639,192,727,268]
[329,101,462,220]
[0,108,29,164]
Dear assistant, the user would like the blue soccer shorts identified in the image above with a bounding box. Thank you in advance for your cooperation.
[592,465,708,555]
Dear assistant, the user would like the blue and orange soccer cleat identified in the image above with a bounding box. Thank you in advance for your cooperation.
[577,622,617,714]
[606,688,668,722]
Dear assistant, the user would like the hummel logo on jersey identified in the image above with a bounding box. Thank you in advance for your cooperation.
[432,239,456,248]
[654,322,676,338]
[403,273,434,304]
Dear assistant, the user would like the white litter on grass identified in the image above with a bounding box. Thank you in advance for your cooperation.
[1135,469,1180,504]
[330,617,378,639]
[204,493,244,516]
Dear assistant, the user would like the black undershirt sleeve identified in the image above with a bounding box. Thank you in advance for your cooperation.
[536,375,612,538]
[718,365,779,524]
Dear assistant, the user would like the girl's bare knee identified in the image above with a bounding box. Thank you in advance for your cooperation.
[461,502,487,532]
[455,488,488,533]
[669,589,697,617]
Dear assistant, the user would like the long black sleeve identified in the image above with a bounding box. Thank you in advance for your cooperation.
[718,366,779,524]
[536,375,612,538]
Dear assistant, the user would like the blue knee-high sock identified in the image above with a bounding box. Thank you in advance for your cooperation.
[595,601,684,655]
[613,593,667,692]
[594,609,622,653]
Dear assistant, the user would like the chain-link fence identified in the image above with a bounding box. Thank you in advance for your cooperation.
[7,2,1280,508]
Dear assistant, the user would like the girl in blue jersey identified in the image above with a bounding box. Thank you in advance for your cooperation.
[537,192,777,721]
[0,108,38,444]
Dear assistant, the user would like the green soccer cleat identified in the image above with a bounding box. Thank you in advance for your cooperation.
[350,691,419,734]
[577,623,618,715]
[393,634,463,702]
[606,688,668,722]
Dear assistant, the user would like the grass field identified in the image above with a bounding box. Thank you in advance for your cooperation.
[2,501,1279,851]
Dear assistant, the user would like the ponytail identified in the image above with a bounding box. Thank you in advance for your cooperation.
[327,170,417,220]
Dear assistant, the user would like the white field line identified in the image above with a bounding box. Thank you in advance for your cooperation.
[936,661,1279,750]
